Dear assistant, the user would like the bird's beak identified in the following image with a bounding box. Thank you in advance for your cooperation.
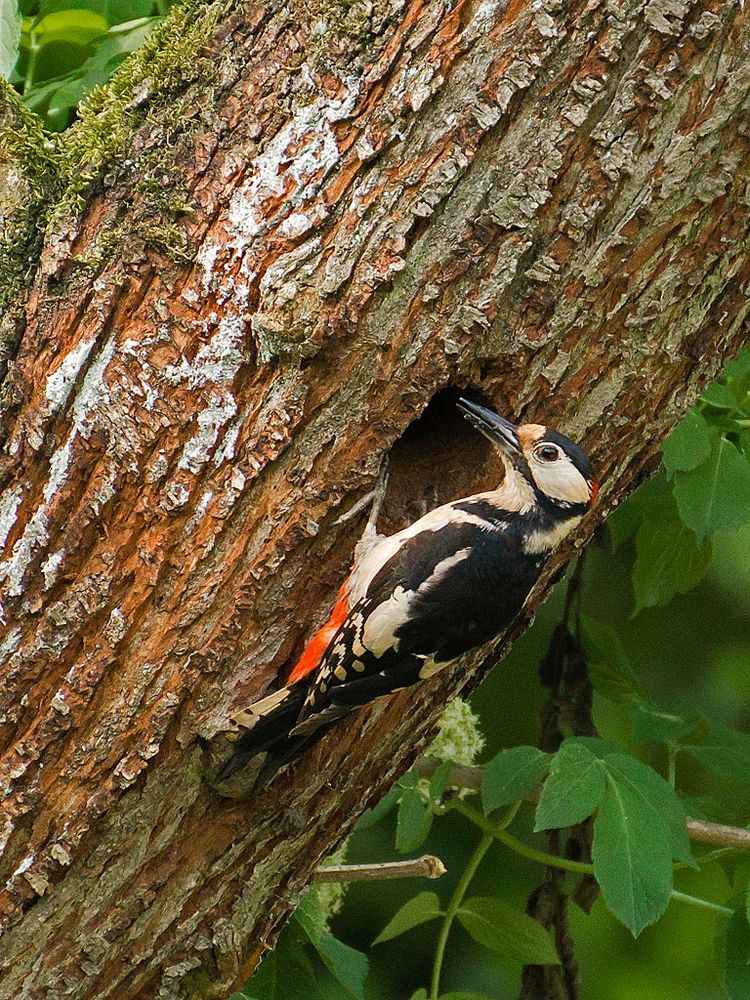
[457,398,521,456]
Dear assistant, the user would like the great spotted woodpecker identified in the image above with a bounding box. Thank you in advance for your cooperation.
[218,399,597,781]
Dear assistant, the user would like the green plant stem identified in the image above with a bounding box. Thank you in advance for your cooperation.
[429,801,520,999]
[675,846,733,871]
[429,831,493,1000]
[667,742,678,789]
[451,800,594,874]
[670,890,733,916]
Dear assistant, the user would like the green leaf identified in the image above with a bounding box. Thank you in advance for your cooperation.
[674,436,750,541]
[0,0,21,79]
[629,701,699,747]
[723,348,750,381]
[481,746,550,815]
[591,753,695,936]
[313,931,368,1000]
[632,507,712,612]
[294,891,326,942]
[578,617,642,703]
[456,897,559,965]
[429,760,453,802]
[607,500,642,549]
[662,410,713,474]
[563,736,622,758]
[294,894,368,1000]
[20,9,160,131]
[534,743,606,832]
[396,789,433,853]
[592,768,673,936]
[604,754,694,866]
[242,938,323,1000]
[374,891,443,945]
[357,785,401,829]
[409,991,428,1000]
[724,908,750,1000]
[701,382,738,409]
[682,720,750,783]
[241,950,279,1000]
[31,8,109,45]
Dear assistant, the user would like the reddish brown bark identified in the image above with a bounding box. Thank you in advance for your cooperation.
[1,0,750,996]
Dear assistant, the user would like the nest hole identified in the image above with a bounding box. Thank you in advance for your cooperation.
[377,385,506,536]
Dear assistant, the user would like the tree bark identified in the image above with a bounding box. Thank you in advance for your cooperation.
[2,0,750,996]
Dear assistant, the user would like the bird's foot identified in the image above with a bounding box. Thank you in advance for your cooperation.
[333,456,389,530]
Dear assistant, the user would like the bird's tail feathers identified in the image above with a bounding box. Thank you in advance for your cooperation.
[215,682,309,782]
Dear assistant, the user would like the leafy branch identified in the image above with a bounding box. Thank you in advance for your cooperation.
[414,756,750,852]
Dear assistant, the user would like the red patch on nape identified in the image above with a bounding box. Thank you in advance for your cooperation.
[287,580,351,683]
[589,480,599,506]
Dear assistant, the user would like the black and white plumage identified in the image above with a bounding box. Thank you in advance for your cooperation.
[218,399,597,781]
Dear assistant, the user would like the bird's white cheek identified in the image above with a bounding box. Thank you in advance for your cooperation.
[532,461,590,504]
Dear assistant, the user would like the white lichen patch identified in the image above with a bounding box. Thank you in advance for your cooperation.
[0,486,23,550]
[0,628,22,665]
[43,434,76,505]
[566,374,623,435]
[161,481,191,511]
[178,393,238,473]
[45,337,96,414]
[0,508,49,598]
[103,607,129,646]
[70,335,117,437]
[50,690,71,715]
[213,409,244,466]
[0,335,119,597]
[185,489,215,533]
[196,239,221,293]
[0,816,14,855]
[41,549,64,590]
[11,854,34,878]
[164,313,246,389]
[227,72,358,248]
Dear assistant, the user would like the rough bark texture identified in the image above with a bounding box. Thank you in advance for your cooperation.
[2,0,750,997]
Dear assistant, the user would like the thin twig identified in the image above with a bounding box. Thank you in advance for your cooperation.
[686,818,750,851]
[416,755,750,852]
[313,855,446,882]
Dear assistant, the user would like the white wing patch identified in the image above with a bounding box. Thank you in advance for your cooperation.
[347,499,507,605]
[418,547,472,593]
[361,585,413,657]
[417,654,456,679]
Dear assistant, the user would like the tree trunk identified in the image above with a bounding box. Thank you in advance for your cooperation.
[2,0,750,996]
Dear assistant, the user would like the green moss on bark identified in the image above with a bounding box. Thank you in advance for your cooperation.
[0,83,61,378]
[55,0,235,225]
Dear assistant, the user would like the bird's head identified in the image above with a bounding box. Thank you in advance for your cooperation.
[457,398,598,512]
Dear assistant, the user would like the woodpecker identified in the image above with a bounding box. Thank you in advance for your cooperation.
[218,399,597,782]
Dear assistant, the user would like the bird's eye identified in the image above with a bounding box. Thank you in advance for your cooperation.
[534,444,560,462]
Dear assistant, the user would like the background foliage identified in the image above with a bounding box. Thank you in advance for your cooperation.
[4,0,174,130]
[5,6,750,998]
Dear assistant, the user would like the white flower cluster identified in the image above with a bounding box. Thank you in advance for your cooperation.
[430,696,485,767]
[419,696,485,804]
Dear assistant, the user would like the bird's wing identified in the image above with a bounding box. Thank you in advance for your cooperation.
[291,510,526,737]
